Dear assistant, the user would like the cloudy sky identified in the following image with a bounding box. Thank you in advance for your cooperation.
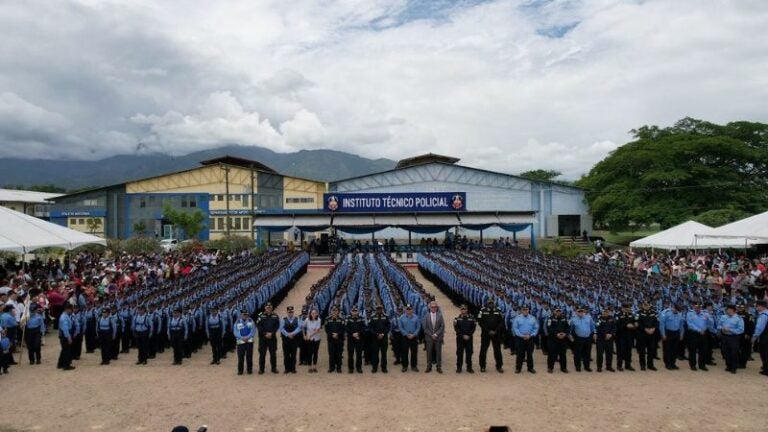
[1,0,766,178]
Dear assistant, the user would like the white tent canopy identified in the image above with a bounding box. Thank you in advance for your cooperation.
[629,220,720,250]
[0,206,106,253]
[694,210,768,247]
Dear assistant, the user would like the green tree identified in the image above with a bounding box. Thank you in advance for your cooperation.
[693,208,750,228]
[519,169,563,182]
[163,204,206,240]
[578,118,768,230]
[132,221,148,237]
[86,218,102,234]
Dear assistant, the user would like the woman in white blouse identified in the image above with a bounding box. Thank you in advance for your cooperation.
[302,308,323,373]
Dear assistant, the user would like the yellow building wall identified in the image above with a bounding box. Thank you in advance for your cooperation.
[67,217,106,237]
[282,177,325,210]
[126,165,261,212]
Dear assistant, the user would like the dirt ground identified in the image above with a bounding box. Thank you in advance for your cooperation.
[2,267,766,432]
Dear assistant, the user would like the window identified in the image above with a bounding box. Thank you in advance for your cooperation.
[285,197,315,204]
[81,199,98,206]
[217,194,224,201]
[234,217,242,230]
[78,219,85,225]
[242,194,248,207]
[242,217,251,230]
[190,198,197,208]
[181,198,188,208]
[209,195,215,201]
[218,217,225,231]
[139,198,146,208]
[69,218,77,225]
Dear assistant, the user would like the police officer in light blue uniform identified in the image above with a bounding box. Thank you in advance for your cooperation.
[168,308,187,366]
[98,308,117,365]
[132,305,153,365]
[512,305,539,374]
[71,305,84,360]
[753,300,768,376]
[659,303,684,370]
[234,309,255,375]
[206,305,225,365]
[569,306,595,372]
[719,304,744,374]
[685,302,711,371]
[24,304,45,365]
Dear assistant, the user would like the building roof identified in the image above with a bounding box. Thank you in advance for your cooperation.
[199,155,278,173]
[395,153,460,169]
[332,159,584,191]
[0,188,62,204]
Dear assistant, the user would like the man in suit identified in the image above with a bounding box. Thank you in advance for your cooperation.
[422,301,445,373]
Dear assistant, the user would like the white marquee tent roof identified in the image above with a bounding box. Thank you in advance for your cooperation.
[693,210,768,247]
[629,221,720,250]
[0,206,106,253]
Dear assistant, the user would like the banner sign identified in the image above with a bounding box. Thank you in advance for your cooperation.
[323,192,466,213]
[50,210,107,217]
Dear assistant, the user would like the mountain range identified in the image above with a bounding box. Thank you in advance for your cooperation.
[0,145,396,190]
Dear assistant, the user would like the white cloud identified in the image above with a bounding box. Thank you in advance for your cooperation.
[0,0,766,178]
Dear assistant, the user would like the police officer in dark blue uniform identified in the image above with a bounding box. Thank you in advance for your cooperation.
[257,302,280,374]
[368,305,391,373]
[595,307,616,372]
[478,299,505,373]
[454,304,476,373]
[345,306,366,374]
[546,306,569,373]
[325,306,345,373]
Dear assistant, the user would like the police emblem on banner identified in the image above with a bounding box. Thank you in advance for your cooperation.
[327,195,339,211]
[451,194,464,210]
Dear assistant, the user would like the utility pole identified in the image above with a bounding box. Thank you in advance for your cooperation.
[222,164,231,236]
[250,164,256,241]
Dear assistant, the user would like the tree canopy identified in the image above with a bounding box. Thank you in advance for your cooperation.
[577,118,768,230]
[519,169,563,182]
[163,205,206,240]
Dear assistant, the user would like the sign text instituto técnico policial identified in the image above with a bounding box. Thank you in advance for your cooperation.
[323,192,466,213]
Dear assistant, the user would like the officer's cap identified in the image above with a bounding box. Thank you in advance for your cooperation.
[521,305,529,310]
[351,306,358,312]
[405,304,413,310]
[101,308,110,313]
[554,306,562,311]
[692,301,702,307]
[460,304,468,310]
[576,306,586,312]
[757,300,767,308]
[265,302,273,308]
[486,298,495,305]
[726,304,737,311]
[287,306,294,312]
[240,308,248,314]
[736,303,745,309]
